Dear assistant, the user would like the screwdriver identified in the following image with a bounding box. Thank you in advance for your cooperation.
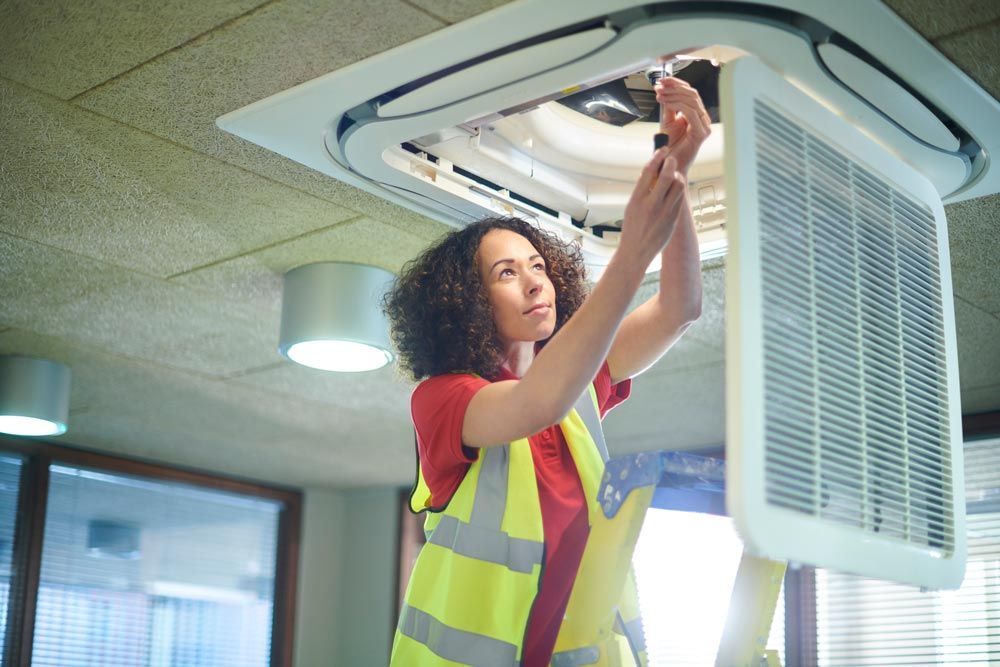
[648,62,671,151]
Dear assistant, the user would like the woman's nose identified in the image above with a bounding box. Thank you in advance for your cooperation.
[526,276,542,295]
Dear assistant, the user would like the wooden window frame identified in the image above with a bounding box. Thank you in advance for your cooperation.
[0,434,302,667]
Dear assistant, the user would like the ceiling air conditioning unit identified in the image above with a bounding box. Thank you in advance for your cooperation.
[218,1,999,590]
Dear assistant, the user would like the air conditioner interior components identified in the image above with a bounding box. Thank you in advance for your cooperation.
[217,0,999,275]
[552,57,720,127]
[724,56,964,590]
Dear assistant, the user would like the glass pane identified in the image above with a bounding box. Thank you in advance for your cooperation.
[31,464,282,667]
[0,455,24,656]
[634,509,785,666]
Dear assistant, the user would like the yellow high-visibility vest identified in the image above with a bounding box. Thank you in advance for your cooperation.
[391,384,647,667]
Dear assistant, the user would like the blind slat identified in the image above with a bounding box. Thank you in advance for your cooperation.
[816,437,1000,666]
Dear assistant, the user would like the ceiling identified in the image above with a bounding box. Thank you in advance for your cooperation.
[1,0,997,490]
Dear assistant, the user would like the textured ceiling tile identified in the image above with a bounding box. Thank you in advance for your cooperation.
[953,298,1000,393]
[603,362,725,455]
[47,273,279,378]
[0,327,412,487]
[172,218,434,310]
[0,328,108,413]
[626,258,726,352]
[935,23,1000,100]
[0,79,356,278]
[684,261,725,349]
[229,360,414,416]
[406,0,513,24]
[962,384,1000,415]
[646,337,724,376]
[884,0,1000,40]
[0,0,266,99]
[0,232,122,316]
[945,194,1000,314]
[75,0,450,233]
[0,234,278,377]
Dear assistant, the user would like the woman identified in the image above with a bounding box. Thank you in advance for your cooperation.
[385,77,710,666]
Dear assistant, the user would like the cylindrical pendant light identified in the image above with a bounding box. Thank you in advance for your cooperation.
[0,356,71,436]
[279,262,395,372]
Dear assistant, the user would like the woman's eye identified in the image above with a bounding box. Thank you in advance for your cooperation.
[500,268,515,278]
[533,263,546,272]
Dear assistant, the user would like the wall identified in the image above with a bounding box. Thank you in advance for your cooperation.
[335,486,400,666]
[293,488,345,667]
[293,486,400,667]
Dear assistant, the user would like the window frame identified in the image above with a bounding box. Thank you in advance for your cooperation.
[0,434,302,667]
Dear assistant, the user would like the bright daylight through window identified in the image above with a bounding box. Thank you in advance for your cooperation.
[633,508,785,665]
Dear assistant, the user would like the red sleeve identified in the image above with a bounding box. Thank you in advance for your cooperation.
[411,373,490,508]
[594,360,632,419]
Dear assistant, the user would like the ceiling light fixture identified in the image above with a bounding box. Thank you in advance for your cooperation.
[279,262,395,373]
[0,355,71,437]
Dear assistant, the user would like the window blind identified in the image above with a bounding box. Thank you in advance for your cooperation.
[30,463,281,667]
[0,455,24,655]
[815,437,1000,665]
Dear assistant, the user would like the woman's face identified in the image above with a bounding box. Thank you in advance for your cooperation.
[477,229,557,347]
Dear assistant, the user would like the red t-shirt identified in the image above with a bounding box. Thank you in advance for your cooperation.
[411,362,631,667]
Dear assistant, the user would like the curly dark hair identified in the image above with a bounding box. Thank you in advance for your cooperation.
[383,216,589,381]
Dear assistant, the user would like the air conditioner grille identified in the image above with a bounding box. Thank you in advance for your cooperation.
[754,100,953,552]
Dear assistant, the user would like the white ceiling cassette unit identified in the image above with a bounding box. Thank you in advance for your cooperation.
[218,0,993,588]
[218,0,998,275]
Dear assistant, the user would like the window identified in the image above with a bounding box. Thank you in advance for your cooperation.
[633,509,785,666]
[0,455,24,651]
[0,440,300,667]
[814,437,1000,666]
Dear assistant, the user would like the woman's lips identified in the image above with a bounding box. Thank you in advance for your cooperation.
[524,304,551,316]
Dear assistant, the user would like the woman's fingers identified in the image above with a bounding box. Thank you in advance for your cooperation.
[661,97,712,129]
[656,92,711,137]
[638,147,670,192]
[651,155,681,201]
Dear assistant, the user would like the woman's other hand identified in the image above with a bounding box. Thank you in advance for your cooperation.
[620,151,688,265]
[654,77,712,176]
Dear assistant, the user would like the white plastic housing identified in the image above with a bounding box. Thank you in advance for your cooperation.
[217,0,999,274]
[723,56,966,590]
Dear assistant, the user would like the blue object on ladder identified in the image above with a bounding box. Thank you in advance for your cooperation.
[599,451,727,519]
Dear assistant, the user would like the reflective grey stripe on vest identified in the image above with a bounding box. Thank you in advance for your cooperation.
[427,445,544,572]
[552,613,644,667]
[414,386,611,663]
[573,387,608,462]
[398,603,518,667]
[470,443,508,529]
[427,514,543,573]
[551,645,600,666]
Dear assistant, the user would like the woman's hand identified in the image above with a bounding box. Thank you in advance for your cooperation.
[619,150,688,266]
[654,77,712,176]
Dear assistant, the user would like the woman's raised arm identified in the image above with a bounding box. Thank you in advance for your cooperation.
[462,151,688,447]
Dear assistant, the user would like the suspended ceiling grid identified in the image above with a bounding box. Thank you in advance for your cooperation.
[0,0,997,489]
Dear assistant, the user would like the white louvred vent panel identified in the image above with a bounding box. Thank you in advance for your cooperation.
[757,100,951,547]
[723,56,966,590]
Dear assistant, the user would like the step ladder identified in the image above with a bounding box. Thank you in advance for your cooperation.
[598,451,786,667]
